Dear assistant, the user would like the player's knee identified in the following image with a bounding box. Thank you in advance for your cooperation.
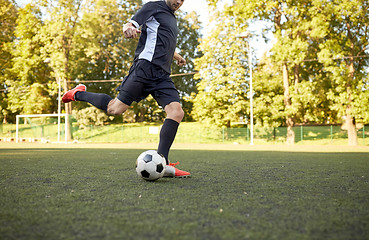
[107,98,128,115]
[107,106,124,115]
[170,107,184,122]
[165,102,184,122]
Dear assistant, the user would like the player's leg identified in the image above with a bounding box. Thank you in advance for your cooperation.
[62,84,113,112]
[157,101,184,163]
[164,101,184,123]
[159,102,190,178]
[62,84,128,115]
[62,61,145,115]
[75,92,113,112]
[153,90,190,178]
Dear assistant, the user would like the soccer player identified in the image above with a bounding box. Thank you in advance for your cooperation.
[62,0,190,178]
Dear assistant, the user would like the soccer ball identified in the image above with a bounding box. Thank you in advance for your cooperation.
[136,150,166,181]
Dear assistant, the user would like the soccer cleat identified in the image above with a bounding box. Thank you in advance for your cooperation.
[62,84,86,103]
[164,162,191,178]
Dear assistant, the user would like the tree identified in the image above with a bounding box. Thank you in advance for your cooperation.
[252,55,285,127]
[70,0,141,124]
[200,0,314,136]
[75,0,140,81]
[0,0,17,123]
[7,3,55,116]
[40,0,142,138]
[193,8,249,128]
[71,1,201,124]
[3,0,201,128]
[315,0,369,145]
[209,0,369,145]
[40,0,85,140]
[267,0,317,144]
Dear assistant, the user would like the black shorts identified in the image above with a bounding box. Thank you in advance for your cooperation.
[116,60,180,108]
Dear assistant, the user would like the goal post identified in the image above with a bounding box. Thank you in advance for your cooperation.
[16,114,68,143]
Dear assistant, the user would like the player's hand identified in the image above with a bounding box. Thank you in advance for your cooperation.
[123,23,141,39]
[175,55,186,67]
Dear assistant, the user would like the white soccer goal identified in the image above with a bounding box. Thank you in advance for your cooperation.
[15,114,68,143]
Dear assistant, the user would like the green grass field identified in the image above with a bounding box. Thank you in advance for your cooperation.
[1,144,368,239]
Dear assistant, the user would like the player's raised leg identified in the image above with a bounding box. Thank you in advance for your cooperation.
[62,84,129,115]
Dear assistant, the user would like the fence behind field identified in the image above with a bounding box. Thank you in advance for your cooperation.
[1,122,367,145]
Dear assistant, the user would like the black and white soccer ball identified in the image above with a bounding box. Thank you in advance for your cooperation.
[136,150,166,181]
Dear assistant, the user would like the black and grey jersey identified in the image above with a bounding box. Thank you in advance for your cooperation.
[129,0,178,74]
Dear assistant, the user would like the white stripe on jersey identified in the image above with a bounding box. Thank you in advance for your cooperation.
[138,16,160,62]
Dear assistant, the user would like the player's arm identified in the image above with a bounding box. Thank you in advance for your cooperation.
[124,1,156,39]
[123,22,141,39]
[174,52,186,67]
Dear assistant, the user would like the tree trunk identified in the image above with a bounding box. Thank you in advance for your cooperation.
[294,64,299,93]
[346,111,358,146]
[3,113,7,124]
[346,24,358,146]
[286,120,295,145]
[226,120,231,128]
[346,56,358,146]
[283,63,295,144]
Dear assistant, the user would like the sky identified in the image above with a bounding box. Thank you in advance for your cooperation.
[180,0,273,59]
[181,0,212,31]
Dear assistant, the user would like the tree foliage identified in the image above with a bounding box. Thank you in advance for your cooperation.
[3,0,368,146]
[192,8,249,128]
[197,0,369,145]
[72,106,109,129]
[0,0,17,79]
[69,0,141,123]
[0,0,17,123]
[7,3,54,116]
[314,0,369,145]
[2,0,201,127]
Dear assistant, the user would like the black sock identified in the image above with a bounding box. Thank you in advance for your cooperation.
[75,91,112,112]
[158,119,179,164]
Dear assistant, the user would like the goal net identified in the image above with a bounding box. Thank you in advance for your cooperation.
[15,114,68,143]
